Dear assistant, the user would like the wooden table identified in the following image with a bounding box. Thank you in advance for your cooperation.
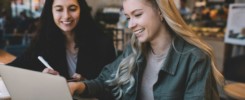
[0,49,16,64]
[224,83,245,100]
[0,49,15,100]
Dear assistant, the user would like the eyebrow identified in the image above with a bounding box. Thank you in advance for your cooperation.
[53,4,78,8]
[124,9,143,16]
[53,5,62,8]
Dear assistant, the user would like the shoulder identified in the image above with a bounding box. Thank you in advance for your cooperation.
[173,39,211,73]
[178,42,211,76]
[172,36,209,62]
[184,44,209,62]
[173,36,209,62]
[94,33,113,45]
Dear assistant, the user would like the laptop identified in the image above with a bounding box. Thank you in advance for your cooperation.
[0,64,73,100]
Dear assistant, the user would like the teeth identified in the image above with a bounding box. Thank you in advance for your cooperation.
[134,29,144,34]
[62,21,71,24]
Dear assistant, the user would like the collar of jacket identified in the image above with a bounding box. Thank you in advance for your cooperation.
[135,36,186,76]
[160,36,185,75]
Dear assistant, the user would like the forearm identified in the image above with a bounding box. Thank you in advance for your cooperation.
[76,82,86,94]
[69,82,86,95]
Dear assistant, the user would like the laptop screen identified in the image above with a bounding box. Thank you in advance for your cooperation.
[0,65,72,100]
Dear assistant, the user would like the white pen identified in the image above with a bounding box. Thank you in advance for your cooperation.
[37,56,54,70]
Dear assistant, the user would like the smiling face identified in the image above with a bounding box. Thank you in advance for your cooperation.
[52,0,80,33]
[123,0,164,43]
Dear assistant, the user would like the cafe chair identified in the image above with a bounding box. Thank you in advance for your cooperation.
[104,28,125,56]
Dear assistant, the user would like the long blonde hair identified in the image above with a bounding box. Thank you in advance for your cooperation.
[106,0,224,99]
[155,0,224,86]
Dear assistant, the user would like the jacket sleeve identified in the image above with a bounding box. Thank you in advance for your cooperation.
[80,45,132,99]
[184,52,220,100]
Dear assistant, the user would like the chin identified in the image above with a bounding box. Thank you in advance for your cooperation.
[61,28,74,32]
[138,39,146,43]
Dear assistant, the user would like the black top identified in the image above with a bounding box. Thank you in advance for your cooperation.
[8,33,116,80]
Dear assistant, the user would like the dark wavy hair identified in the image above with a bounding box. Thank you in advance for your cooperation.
[28,0,103,54]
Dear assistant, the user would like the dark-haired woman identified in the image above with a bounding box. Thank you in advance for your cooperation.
[8,1,115,99]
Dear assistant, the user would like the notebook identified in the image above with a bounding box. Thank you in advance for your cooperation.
[0,64,72,100]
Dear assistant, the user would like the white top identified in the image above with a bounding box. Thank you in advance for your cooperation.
[140,49,169,100]
[66,49,78,77]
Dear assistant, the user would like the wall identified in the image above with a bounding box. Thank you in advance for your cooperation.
[86,0,194,16]
[236,0,245,3]
[86,0,121,16]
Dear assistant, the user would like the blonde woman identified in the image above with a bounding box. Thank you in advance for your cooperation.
[69,0,224,99]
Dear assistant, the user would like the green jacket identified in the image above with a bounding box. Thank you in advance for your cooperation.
[84,37,220,100]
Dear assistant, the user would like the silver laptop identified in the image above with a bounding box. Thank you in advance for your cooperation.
[0,64,72,100]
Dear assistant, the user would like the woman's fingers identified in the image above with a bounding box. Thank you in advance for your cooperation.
[72,73,81,80]
[69,73,85,82]
[42,68,59,75]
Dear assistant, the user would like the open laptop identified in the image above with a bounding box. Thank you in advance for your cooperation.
[0,64,72,100]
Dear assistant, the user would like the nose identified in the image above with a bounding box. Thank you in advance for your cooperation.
[128,19,136,29]
[63,10,71,19]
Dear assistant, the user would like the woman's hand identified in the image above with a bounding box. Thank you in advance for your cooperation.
[68,82,86,95]
[67,73,86,82]
[42,68,60,75]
